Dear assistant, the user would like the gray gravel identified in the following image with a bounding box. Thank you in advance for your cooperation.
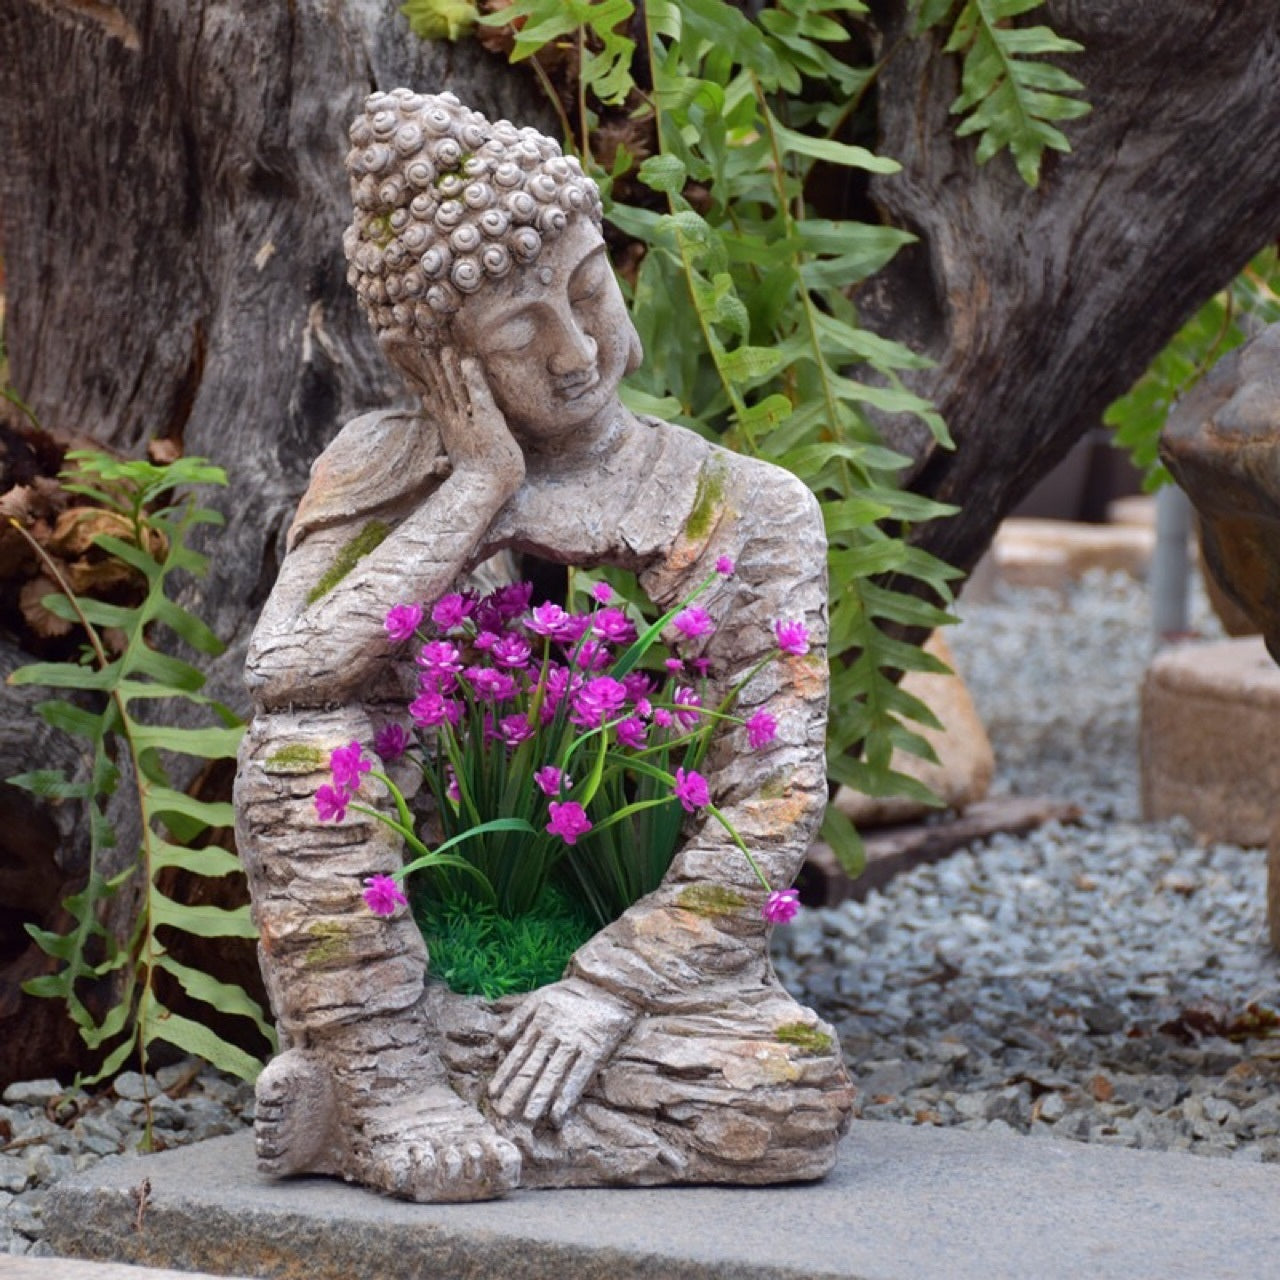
[0,1065,255,1256]
[773,570,1280,1163]
[4,570,1278,1259]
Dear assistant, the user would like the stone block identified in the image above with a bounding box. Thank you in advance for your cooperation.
[1140,636,1280,847]
[1106,495,1156,528]
[834,631,994,828]
[992,517,1155,589]
[40,1126,1280,1280]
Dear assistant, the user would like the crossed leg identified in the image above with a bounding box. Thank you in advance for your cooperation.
[234,706,521,1202]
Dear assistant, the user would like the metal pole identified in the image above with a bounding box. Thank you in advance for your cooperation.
[1152,483,1193,644]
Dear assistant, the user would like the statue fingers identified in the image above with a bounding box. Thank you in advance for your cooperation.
[523,1041,579,1126]
[490,1027,557,1120]
[549,1047,601,1129]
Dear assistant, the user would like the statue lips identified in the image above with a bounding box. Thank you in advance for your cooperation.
[559,371,600,403]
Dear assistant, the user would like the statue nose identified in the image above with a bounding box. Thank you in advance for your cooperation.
[547,317,598,377]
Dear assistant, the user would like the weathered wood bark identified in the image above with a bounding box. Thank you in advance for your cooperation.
[863,0,1280,580]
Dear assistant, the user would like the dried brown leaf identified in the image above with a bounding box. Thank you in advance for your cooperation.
[19,574,74,637]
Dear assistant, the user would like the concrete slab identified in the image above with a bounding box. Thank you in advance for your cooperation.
[0,1261,255,1280]
[43,1124,1280,1280]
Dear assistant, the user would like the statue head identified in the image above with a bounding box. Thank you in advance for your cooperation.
[344,91,641,448]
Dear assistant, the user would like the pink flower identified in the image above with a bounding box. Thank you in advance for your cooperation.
[592,607,636,645]
[545,665,584,708]
[558,613,593,645]
[489,581,534,620]
[534,765,568,796]
[570,638,613,672]
[691,657,711,678]
[431,592,475,631]
[672,686,702,730]
[362,874,408,917]
[466,667,519,702]
[314,783,349,823]
[571,676,629,728]
[652,707,674,729]
[446,766,461,804]
[664,657,684,675]
[499,712,533,746]
[590,582,613,604]
[418,640,463,674]
[673,607,715,640]
[384,603,424,643]
[330,742,371,794]
[491,633,532,669]
[374,723,411,761]
[745,709,777,750]
[715,556,735,576]
[473,630,500,652]
[673,767,710,812]
[762,888,801,925]
[409,690,463,728]
[775,619,810,656]
[615,717,648,750]
[547,800,592,845]
[526,601,573,639]
[622,671,654,702]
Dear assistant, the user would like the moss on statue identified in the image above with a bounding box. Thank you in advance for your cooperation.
[684,458,728,542]
[307,520,390,605]
[264,744,328,774]
[676,884,748,917]
[774,1022,834,1056]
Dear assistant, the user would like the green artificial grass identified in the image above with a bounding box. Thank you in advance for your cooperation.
[410,881,598,999]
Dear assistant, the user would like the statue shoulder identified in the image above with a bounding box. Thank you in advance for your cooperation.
[287,408,447,550]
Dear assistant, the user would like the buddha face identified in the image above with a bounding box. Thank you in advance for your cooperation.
[449,216,641,452]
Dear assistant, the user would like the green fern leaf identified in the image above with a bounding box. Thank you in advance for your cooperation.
[400,0,479,41]
[943,0,1088,185]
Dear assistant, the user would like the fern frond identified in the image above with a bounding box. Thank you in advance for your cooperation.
[942,0,1089,186]
[8,456,272,1087]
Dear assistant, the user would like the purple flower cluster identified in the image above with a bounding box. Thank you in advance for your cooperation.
[336,572,814,927]
[314,741,372,824]
[393,583,725,771]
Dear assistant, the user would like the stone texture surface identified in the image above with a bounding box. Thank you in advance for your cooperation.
[1161,323,1280,655]
[834,631,994,828]
[1140,636,1280,846]
[43,1125,1280,1280]
[233,92,850,1202]
[1269,824,1280,951]
[0,1262,255,1280]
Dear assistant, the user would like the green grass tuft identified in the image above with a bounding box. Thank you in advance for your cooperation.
[411,882,597,999]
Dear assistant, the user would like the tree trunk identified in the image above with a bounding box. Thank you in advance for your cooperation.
[862,0,1280,580]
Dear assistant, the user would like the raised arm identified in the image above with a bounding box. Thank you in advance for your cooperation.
[246,348,525,711]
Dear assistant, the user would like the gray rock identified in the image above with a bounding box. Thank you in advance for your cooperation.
[112,1071,158,1102]
[0,1080,65,1106]
[0,1157,31,1194]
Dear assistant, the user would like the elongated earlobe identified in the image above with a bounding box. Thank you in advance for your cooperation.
[625,321,644,376]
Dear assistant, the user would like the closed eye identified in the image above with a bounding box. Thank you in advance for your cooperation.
[490,313,538,352]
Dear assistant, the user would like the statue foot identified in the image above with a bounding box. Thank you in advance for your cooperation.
[255,1048,340,1178]
[349,1086,522,1202]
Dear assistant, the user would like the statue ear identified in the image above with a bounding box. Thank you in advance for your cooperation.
[625,318,644,376]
